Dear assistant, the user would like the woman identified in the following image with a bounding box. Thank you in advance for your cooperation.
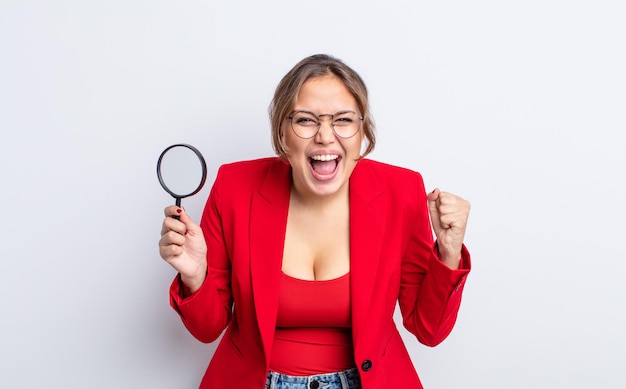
[159,54,471,389]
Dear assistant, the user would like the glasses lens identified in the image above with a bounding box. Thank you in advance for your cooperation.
[290,111,362,139]
[332,111,360,138]
[290,111,319,138]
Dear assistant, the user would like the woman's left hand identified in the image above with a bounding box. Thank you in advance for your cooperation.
[427,189,471,269]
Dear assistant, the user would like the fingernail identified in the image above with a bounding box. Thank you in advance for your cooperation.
[176,208,182,214]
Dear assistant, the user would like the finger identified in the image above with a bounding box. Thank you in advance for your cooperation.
[438,213,465,230]
[161,206,185,234]
[434,204,463,217]
[164,205,183,218]
[159,243,184,262]
[159,230,187,260]
[432,192,470,215]
[437,192,471,211]
[427,188,440,204]
[428,188,443,232]
[161,216,187,236]
[435,192,464,209]
[177,208,203,236]
[160,230,187,247]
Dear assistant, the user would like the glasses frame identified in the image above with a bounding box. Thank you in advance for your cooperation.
[287,110,364,139]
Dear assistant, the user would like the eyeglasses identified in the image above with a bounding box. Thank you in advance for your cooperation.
[287,110,364,139]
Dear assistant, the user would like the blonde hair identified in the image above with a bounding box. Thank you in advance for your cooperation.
[269,54,376,159]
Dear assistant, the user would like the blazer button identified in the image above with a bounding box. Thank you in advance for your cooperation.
[361,359,373,372]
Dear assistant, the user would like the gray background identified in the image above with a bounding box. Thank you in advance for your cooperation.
[1,0,624,388]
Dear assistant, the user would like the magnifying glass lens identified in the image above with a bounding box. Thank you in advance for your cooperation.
[157,144,208,212]
[159,147,204,195]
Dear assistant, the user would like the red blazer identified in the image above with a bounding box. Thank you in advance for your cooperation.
[170,157,470,388]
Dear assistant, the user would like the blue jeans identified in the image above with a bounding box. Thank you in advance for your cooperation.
[265,368,361,389]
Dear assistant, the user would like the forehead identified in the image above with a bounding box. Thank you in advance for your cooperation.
[293,75,358,113]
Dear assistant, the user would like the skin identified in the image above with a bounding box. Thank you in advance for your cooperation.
[428,188,470,268]
[282,74,364,204]
[280,75,362,280]
[160,206,207,293]
[159,75,471,291]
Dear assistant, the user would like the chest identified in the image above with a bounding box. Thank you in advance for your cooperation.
[281,200,351,281]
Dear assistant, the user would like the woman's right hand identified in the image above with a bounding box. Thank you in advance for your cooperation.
[159,206,208,293]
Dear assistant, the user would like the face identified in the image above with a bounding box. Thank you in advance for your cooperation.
[282,74,364,200]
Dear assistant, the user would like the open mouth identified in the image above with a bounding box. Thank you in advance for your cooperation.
[309,154,340,177]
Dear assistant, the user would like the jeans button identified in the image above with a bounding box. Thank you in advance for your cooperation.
[309,380,320,389]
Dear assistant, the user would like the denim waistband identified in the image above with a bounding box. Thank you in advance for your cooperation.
[265,367,361,389]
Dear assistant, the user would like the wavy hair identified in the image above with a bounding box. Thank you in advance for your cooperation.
[269,54,376,159]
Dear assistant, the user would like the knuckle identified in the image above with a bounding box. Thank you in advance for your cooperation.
[167,230,184,244]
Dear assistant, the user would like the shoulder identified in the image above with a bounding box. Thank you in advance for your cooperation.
[351,159,428,206]
[217,157,285,179]
[218,157,281,174]
[213,157,289,192]
[351,159,428,219]
[220,157,279,173]
[354,159,424,185]
[352,160,429,219]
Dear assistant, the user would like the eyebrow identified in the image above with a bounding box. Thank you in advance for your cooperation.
[290,109,357,116]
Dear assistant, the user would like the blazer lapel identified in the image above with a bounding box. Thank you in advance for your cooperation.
[249,160,291,364]
[249,159,387,362]
[349,161,387,344]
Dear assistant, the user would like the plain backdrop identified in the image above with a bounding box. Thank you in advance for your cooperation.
[1,1,625,388]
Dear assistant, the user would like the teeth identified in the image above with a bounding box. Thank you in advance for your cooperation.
[310,154,338,162]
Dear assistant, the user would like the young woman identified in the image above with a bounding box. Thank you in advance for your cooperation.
[159,54,471,389]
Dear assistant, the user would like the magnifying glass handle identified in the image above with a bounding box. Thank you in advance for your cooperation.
[174,198,182,220]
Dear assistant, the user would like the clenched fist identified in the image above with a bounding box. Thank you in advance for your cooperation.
[427,189,470,269]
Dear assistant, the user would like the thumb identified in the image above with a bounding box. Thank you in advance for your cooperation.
[428,188,442,233]
[178,208,201,235]
[427,188,440,203]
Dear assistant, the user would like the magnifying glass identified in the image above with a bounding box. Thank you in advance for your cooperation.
[156,143,207,219]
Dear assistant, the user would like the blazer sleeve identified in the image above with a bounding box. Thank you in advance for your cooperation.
[169,166,233,343]
[397,172,471,347]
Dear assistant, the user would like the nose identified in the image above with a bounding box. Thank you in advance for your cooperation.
[315,116,336,143]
